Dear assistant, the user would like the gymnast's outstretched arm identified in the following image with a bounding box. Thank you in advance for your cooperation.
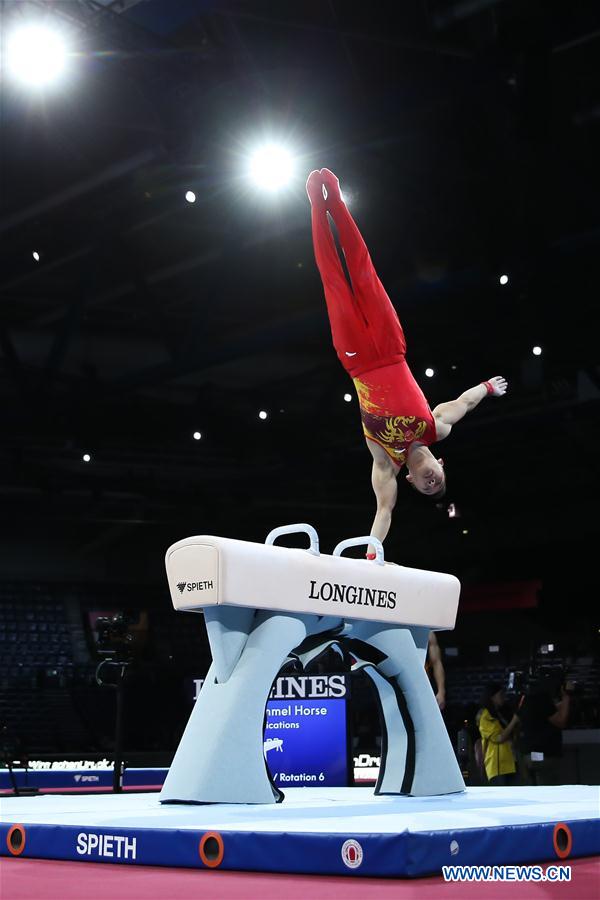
[432,376,508,439]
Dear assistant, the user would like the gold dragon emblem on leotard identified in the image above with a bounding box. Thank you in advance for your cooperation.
[377,416,427,445]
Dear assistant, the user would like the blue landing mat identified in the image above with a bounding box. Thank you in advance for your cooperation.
[1,786,598,877]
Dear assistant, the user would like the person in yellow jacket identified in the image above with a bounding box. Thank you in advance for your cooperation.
[477,682,520,785]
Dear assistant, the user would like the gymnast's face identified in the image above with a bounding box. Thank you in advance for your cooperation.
[406,457,445,496]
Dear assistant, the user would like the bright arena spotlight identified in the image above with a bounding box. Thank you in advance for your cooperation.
[248,143,296,192]
[6,23,69,88]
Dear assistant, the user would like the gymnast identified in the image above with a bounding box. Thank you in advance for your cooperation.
[306,168,507,549]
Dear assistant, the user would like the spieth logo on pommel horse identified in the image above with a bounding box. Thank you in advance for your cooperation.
[176,580,214,594]
[160,524,464,805]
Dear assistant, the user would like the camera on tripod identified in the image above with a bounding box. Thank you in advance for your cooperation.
[91,612,139,794]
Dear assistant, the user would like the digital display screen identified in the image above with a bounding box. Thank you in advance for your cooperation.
[263,692,348,787]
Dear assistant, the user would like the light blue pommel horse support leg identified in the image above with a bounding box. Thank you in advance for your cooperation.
[160,524,465,804]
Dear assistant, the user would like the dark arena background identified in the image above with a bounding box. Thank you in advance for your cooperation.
[0,2,599,899]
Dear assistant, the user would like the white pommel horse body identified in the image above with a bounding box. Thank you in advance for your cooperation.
[160,525,465,805]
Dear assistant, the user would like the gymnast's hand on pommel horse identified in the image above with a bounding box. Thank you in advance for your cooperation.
[306,168,508,551]
[159,526,465,805]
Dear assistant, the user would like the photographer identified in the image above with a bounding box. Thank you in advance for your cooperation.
[477,682,520,785]
[517,677,573,786]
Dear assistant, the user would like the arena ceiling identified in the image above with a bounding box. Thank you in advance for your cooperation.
[0,0,598,596]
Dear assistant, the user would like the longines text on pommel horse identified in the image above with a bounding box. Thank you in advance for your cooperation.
[160,524,465,805]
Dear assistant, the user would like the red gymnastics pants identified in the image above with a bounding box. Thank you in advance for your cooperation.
[310,187,406,378]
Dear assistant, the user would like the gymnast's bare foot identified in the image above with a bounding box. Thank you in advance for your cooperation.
[306,170,325,206]
[320,168,342,203]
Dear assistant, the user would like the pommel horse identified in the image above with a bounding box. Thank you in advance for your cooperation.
[160,524,465,804]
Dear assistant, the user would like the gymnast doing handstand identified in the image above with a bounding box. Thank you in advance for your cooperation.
[307,168,507,551]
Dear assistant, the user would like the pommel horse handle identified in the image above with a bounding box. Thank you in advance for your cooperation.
[265,523,320,555]
[333,535,385,566]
